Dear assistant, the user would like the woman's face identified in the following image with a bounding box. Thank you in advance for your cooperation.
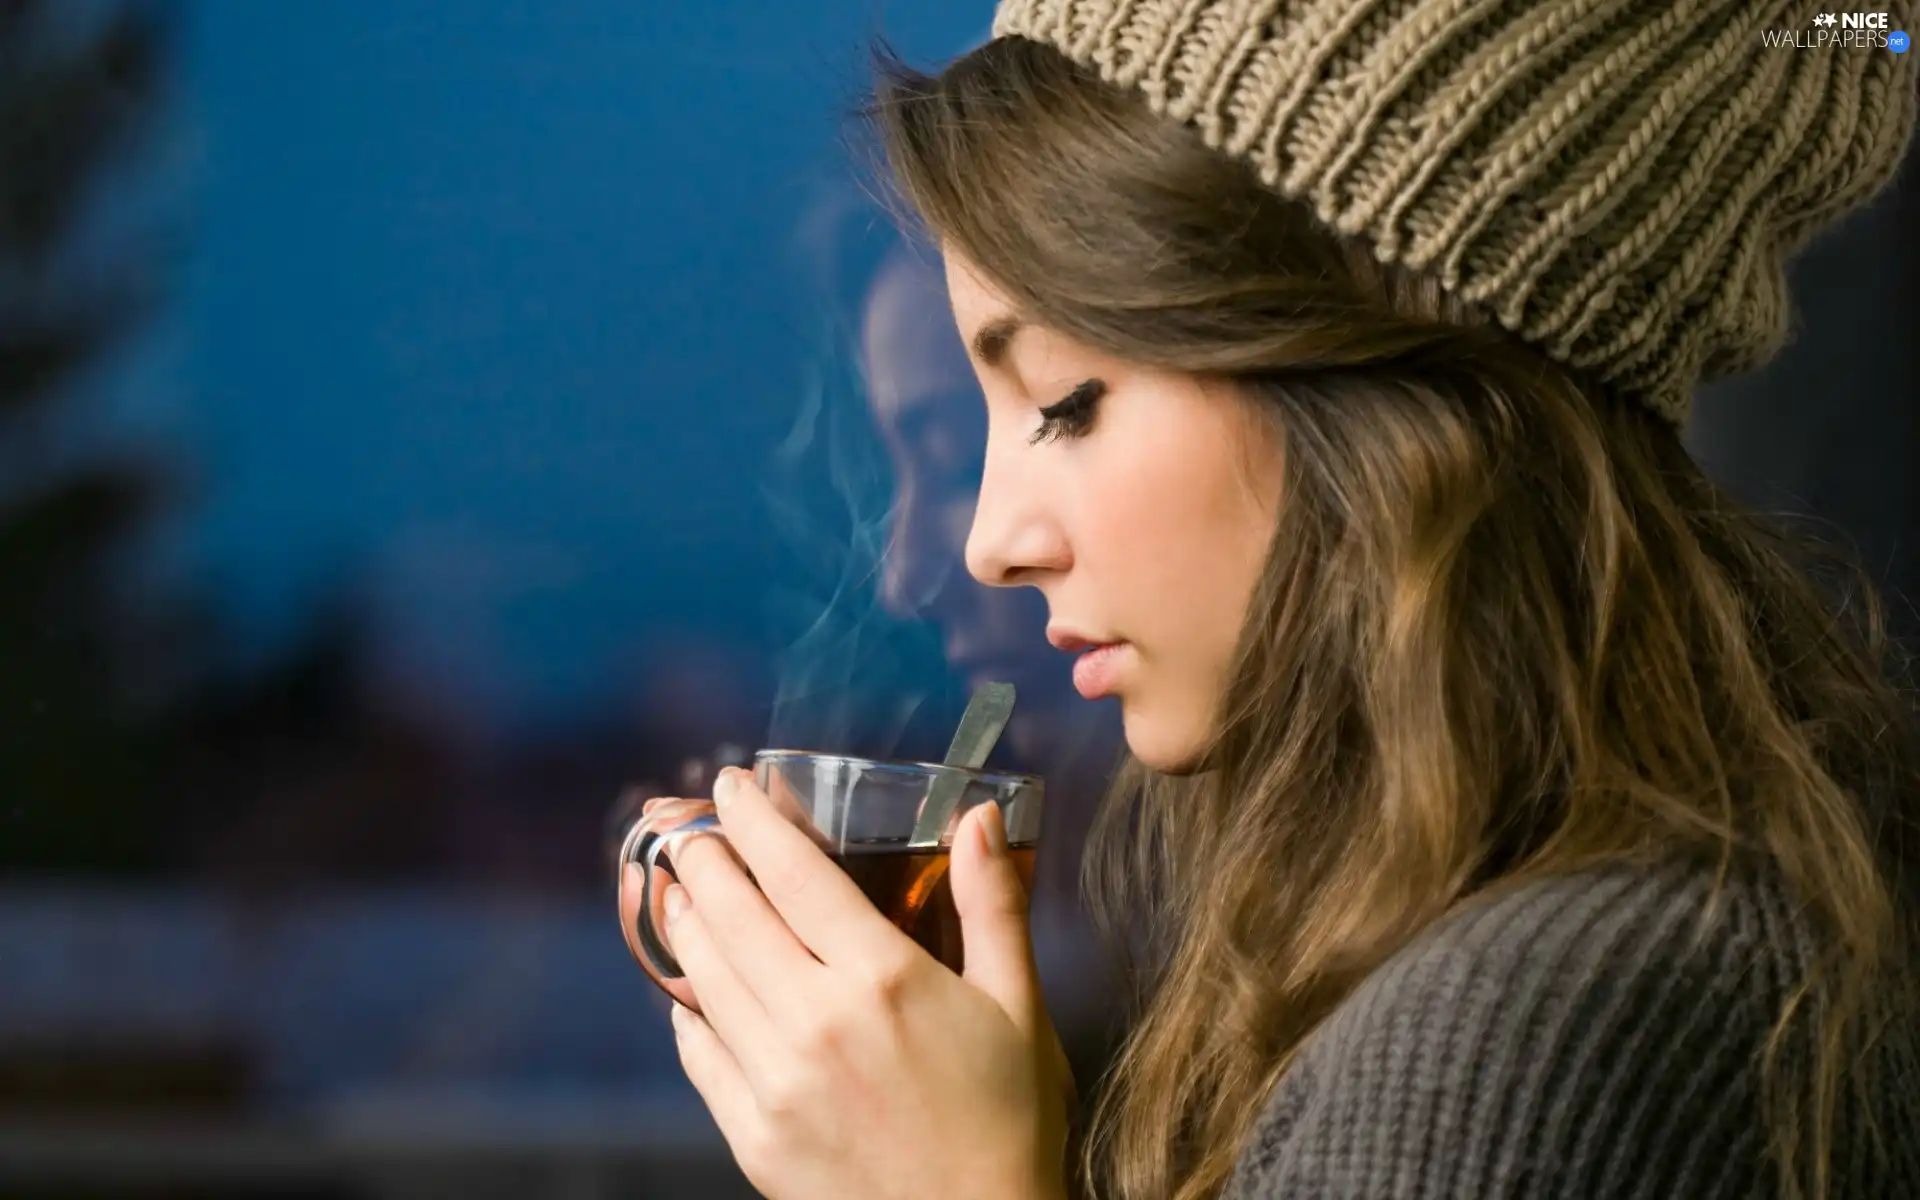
[861,251,1089,765]
[943,250,1285,771]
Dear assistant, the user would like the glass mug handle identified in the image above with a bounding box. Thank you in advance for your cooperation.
[620,810,722,981]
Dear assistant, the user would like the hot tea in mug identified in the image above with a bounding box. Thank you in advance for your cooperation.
[616,749,1043,1009]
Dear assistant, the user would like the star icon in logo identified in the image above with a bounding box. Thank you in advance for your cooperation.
[1813,12,1837,26]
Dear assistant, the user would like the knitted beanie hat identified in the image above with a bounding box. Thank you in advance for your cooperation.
[989,0,1918,424]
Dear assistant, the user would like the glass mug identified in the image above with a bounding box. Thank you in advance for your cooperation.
[616,749,1044,1009]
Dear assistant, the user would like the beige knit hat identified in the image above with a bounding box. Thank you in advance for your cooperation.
[990,0,1918,424]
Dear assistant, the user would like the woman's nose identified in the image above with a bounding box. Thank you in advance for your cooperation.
[965,462,1069,588]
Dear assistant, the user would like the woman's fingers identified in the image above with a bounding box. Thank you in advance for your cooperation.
[951,803,1043,1027]
[670,829,827,1000]
[712,769,911,970]
[642,795,707,823]
[669,1003,757,1144]
[661,882,779,1073]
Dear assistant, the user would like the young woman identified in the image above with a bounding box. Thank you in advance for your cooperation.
[647,4,1920,1197]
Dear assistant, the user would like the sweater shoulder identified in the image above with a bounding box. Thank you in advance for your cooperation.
[1305,861,1816,1085]
[1350,859,1814,1017]
[1228,860,1919,1198]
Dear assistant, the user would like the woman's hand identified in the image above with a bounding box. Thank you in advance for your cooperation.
[641,766,1074,1200]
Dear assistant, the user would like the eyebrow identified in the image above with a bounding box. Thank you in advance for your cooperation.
[969,315,1026,369]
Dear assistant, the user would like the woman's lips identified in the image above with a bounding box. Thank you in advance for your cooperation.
[1071,642,1128,700]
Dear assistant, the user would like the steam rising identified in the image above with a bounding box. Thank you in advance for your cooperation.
[760,321,933,757]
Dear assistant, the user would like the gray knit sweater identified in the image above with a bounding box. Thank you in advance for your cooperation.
[1224,862,1920,1198]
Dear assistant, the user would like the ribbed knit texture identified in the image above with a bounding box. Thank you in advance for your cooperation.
[1221,862,1920,1198]
[990,0,1919,424]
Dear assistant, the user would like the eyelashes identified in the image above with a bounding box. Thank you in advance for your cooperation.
[1029,378,1106,445]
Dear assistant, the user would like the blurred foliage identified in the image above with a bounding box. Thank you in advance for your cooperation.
[0,1,177,873]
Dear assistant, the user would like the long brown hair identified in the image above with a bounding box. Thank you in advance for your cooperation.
[869,35,1918,1200]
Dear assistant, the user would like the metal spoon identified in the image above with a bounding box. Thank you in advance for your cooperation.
[906,682,1016,848]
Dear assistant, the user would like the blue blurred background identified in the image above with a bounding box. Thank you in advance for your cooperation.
[1,2,1913,1196]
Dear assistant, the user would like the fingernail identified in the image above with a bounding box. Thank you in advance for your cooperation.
[670,1003,689,1034]
[664,883,690,924]
[713,769,737,807]
[978,803,1008,858]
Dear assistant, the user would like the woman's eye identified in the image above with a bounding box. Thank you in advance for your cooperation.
[1030,379,1106,445]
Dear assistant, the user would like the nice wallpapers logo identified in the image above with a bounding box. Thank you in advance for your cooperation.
[1762,12,1909,50]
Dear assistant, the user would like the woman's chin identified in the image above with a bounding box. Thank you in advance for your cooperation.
[1120,704,1211,775]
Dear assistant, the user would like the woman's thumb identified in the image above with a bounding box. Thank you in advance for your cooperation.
[951,802,1040,1025]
